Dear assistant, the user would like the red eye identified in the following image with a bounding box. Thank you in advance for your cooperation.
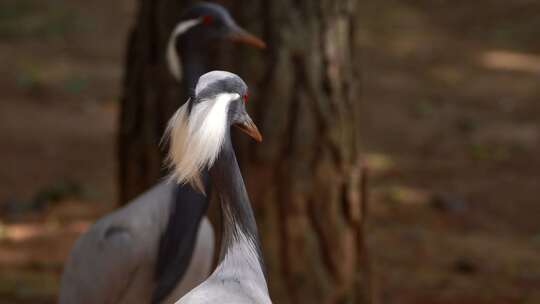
[242,93,248,103]
[202,15,213,25]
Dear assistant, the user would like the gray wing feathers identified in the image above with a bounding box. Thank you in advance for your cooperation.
[59,222,142,304]
[164,217,215,303]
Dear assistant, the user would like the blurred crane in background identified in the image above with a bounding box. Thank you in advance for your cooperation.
[59,3,265,304]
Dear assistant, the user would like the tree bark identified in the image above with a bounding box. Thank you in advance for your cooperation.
[118,0,199,203]
[119,0,363,303]
[232,2,362,303]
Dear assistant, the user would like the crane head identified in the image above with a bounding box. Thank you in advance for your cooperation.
[167,2,266,81]
[164,71,262,192]
[183,2,266,48]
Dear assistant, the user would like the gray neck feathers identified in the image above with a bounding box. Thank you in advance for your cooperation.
[209,133,267,284]
[166,18,210,92]
[181,49,208,93]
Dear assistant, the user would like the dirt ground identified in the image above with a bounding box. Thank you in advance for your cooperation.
[0,0,539,303]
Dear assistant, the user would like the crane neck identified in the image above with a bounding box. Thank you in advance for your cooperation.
[178,34,212,93]
[181,49,208,93]
[208,132,268,291]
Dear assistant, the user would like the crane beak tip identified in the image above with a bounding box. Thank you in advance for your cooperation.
[228,27,266,49]
[234,119,263,143]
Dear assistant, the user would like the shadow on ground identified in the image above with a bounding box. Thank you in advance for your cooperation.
[0,0,539,303]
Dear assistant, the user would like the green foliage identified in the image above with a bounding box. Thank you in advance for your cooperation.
[33,179,83,205]
[0,0,77,39]
[0,271,58,301]
[455,116,478,135]
[468,142,510,162]
[14,70,42,91]
[410,99,435,118]
[63,76,89,94]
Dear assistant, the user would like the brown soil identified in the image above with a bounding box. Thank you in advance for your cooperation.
[0,0,539,303]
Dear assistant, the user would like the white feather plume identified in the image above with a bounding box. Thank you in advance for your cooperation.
[166,18,202,81]
[164,93,240,193]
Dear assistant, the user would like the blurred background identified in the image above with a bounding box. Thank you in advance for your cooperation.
[0,0,539,303]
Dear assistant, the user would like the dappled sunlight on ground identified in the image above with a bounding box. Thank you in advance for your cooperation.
[358,1,540,303]
[480,49,540,74]
[0,0,131,303]
[0,200,109,303]
[0,221,89,243]
[1,0,539,303]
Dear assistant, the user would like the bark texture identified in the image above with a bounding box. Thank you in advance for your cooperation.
[120,0,363,303]
[232,1,362,303]
[119,0,201,203]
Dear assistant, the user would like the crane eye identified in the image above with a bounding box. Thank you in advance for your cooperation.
[242,93,248,103]
[202,15,213,25]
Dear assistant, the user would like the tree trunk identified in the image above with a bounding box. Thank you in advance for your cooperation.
[118,0,199,203]
[231,2,362,303]
[119,0,363,303]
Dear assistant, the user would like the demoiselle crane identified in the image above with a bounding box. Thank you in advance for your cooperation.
[166,71,270,304]
[59,3,265,304]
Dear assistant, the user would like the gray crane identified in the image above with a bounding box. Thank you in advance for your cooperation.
[58,3,265,304]
[165,71,270,304]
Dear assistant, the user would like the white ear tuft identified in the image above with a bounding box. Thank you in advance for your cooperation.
[164,93,239,193]
[166,18,202,81]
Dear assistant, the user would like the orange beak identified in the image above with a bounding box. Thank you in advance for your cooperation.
[227,26,266,49]
[234,114,263,142]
